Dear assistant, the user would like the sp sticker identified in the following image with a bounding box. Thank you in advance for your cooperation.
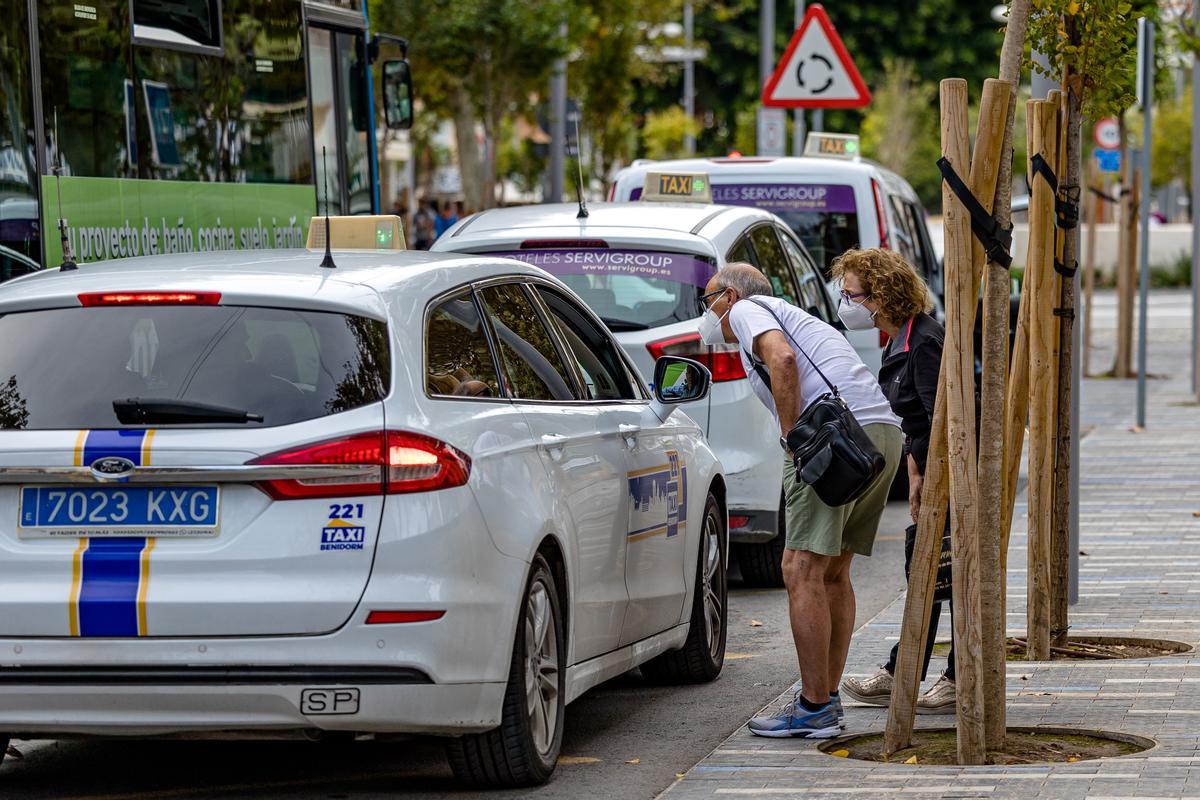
[301,687,360,715]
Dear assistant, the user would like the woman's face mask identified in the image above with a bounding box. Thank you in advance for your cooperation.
[837,295,877,330]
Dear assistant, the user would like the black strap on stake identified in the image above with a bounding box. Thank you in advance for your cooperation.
[1054,259,1079,278]
[936,157,1012,268]
[1029,153,1080,230]
[1088,186,1120,204]
[1054,307,1075,320]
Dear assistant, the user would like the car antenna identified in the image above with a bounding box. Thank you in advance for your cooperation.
[572,114,588,220]
[318,146,337,269]
[52,109,78,271]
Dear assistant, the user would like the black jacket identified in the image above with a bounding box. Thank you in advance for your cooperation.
[878,313,943,475]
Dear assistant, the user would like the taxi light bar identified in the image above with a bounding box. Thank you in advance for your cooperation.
[79,291,221,307]
[647,332,746,383]
[306,215,406,251]
[250,431,471,500]
[803,132,860,159]
[640,171,713,203]
[366,610,446,625]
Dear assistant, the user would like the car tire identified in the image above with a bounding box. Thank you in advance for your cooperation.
[733,493,786,588]
[446,553,565,788]
[641,492,727,685]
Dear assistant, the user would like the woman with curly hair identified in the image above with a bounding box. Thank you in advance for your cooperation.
[831,247,956,715]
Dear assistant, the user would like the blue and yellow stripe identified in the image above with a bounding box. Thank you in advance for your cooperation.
[68,429,155,637]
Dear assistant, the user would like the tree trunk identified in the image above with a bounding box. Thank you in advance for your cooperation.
[452,85,486,213]
[1051,57,1083,650]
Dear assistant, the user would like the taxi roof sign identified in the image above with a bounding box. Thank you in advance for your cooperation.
[641,171,713,203]
[306,215,406,250]
[803,132,860,159]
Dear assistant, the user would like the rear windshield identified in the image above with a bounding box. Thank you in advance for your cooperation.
[710,183,861,278]
[0,305,390,430]
[489,249,717,330]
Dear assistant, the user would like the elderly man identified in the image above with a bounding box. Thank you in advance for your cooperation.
[697,263,903,738]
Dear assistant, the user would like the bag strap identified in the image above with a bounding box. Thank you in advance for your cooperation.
[742,297,840,397]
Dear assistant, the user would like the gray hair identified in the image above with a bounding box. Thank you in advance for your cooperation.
[713,262,773,298]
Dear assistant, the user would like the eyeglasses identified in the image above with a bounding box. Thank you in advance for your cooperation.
[697,287,729,317]
[838,287,870,304]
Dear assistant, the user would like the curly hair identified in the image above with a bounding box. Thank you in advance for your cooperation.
[829,247,933,327]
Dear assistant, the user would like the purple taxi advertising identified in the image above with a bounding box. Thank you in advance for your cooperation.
[710,183,857,214]
[491,249,717,288]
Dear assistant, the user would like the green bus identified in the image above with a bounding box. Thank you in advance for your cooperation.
[0,0,412,277]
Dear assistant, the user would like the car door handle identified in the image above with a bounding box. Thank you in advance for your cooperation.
[618,423,640,449]
[540,434,568,460]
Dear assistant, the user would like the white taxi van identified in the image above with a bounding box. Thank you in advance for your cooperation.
[609,134,945,375]
[434,174,841,587]
[0,218,727,788]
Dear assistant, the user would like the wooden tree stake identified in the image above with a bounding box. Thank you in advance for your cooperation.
[1083,157,1099,375]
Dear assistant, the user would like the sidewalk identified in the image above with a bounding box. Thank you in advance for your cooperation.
[659,290,1200,800]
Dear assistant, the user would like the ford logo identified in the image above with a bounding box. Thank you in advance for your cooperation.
[91,456,136,481]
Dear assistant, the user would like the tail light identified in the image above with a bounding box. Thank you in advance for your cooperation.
[250,431,471,500]
[80,291,221,307]
[366,610,446,624]
[871,179,890,249]
[646,332,746,383]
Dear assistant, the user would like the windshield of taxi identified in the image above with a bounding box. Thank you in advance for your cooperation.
[488,248,717,331]
[0,305,389,429]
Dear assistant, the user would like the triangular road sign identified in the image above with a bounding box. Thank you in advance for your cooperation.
[762,4,871,109]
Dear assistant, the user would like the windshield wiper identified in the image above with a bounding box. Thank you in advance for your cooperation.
[114,398,264,425]
[600,318,650,332]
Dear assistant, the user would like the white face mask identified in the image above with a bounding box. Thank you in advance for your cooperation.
[837,296,877,330]
[698,305,730,345]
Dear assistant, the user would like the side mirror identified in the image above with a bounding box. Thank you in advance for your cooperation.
[650,356,711,419]
[382,59,414,130]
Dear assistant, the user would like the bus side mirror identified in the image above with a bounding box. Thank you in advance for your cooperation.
[382,59,414,130]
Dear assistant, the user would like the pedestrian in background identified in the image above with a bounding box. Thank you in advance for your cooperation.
[434,200,459,239]
[697,263,903,738]
[833,248,957,714]
[412,197,435,250]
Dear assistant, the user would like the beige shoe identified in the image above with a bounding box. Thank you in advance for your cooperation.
[840,667,893,707]
[915,675,956,714]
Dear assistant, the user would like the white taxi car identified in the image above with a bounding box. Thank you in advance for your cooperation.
[608,134,946,376]
[434,178,841,587]
[0,241,727,788]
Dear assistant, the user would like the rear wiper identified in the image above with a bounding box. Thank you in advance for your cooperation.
[600,318,650,332]
[114,398,264,425]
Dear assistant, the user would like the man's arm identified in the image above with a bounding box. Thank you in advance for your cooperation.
[753,329,801,436]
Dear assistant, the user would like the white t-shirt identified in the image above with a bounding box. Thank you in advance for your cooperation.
[728,295,901,430]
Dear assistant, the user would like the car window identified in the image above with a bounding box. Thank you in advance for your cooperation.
[903,200,938,287]
[780,232,832,323]
[426,291,502,399]
[535,286,640,401]
[748,225,799,305]
[726,237,753,265]
[478,283,577,402]
[889,197,920,268]
[0,305,389,429]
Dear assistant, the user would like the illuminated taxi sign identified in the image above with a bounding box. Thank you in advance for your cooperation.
[641,171,713,203]
[306,215,406,250]
[803,132,861,159]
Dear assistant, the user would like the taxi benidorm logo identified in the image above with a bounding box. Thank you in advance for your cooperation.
[321,518,365,551]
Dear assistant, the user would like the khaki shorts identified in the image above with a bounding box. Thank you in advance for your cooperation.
[782,422,904,557]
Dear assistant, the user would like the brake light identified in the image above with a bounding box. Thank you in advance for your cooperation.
[250,431,471,500]
[79,291,221,307]
[646,332,746,382]
[366,610,446,624]
[871,179,890,249]
[520,239,608,249]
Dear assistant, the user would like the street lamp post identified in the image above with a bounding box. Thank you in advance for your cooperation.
[684,1,695,155]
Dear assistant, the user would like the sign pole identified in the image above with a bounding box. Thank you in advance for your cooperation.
[793,0,806,154]
[684,1,696,156]
[1136,19,1153,428]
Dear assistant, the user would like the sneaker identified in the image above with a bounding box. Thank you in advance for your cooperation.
[840,667,893,707]
[915,674,956,715]
[747,693,841,739]
[831,693,845,729]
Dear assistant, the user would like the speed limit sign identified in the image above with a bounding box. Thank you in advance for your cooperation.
[1093,117,1120,150]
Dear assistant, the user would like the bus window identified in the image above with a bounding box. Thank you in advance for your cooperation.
[0,0,40,264]
[132,0,222,54]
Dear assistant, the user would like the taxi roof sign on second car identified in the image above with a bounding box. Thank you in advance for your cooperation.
[803,132,860,159]
[641,171,713,203]
[306,215,406,250]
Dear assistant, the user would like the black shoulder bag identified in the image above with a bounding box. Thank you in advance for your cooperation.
[743,298,886,507]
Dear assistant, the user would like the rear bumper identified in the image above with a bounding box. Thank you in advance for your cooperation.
[729,508,779,544]
[0,679,507,737]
